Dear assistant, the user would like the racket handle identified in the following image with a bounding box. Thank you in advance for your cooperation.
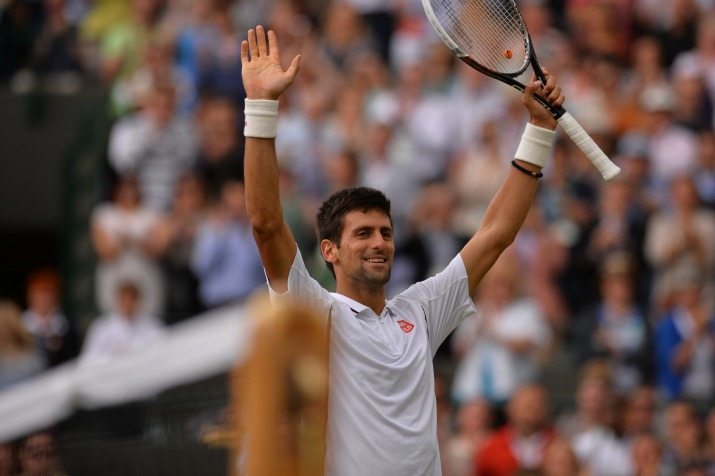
[557,112,621,181]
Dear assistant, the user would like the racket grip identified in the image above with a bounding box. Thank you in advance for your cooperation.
[557,112,621,181]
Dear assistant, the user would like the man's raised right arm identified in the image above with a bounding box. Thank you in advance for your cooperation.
[241,26,301,293]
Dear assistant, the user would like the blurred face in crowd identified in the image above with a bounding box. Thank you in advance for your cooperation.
[0,443,13,476]
[324,3,362,48]
[600,272,634,307]
[27,274,60,316]
[624,387,657,434]
[508,385,549,436]
[117,285,140,318]
[666,402,701,453]
[114,177,141,209]
[324,150,359,192]
[173,174,205,214]
[133,0,162,24]
[706,408,715,445]
[670,175,699,210]
[456,398,492,435]
[631,433,662,472]
[478,253,520,308]
[221,180,247,218]
[542,439,579,476]
[599,180,631,216]
[145,87,176,127]
[576,377,611,418]
[199,100,238,159]
[18,433,59,476]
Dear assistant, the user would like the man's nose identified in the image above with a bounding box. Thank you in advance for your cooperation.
[369,232,387,248]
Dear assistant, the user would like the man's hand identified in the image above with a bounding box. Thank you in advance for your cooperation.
[523,70,564,130]
[241,25,301,100]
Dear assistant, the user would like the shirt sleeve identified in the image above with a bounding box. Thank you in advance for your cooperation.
[398,254,477,354]
[267,249,334,319]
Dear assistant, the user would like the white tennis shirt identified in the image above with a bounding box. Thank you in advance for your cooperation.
[269,249,476,475]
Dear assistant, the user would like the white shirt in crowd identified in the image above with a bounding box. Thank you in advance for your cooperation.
[80,312,165,365]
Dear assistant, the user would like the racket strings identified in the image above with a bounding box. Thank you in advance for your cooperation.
[432,0,528,75]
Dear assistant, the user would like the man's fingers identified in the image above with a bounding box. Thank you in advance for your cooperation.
[256,25,268,57]
[241,40,249,64]
[285,54,301,82]
[268,29,279,58]
[248,29,258,58]
[524,80,540,97]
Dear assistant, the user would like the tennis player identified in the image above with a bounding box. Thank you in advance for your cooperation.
[241,25,564,475]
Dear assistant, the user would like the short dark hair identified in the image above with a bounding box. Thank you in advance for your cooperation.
[316,187,391,276]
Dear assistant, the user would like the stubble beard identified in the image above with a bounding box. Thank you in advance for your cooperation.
[355,263,392,288]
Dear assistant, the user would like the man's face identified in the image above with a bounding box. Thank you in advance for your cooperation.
[325,209,394,290]
[508,386,548,436]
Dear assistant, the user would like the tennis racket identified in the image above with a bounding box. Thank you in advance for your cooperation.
[422,0,621,180]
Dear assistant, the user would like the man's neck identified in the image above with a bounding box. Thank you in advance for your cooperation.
[335,284,386,316]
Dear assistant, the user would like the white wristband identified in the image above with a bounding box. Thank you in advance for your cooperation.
[514,122,557,168]
[244,99,279,138]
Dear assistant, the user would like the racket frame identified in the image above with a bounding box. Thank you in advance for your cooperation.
[422,0,622,180]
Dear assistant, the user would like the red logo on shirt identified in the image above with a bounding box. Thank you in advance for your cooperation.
[397,320,414,333]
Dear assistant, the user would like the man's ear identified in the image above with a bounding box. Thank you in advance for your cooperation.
[320,239,338,265]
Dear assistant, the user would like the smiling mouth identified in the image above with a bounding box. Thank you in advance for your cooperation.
[364,257,387,264]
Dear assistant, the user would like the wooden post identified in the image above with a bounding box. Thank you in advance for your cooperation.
[229,297,329,476]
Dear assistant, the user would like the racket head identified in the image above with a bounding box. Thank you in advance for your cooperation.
[422,0,531,77]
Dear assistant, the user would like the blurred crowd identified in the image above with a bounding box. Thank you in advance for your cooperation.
[1,0,715,474]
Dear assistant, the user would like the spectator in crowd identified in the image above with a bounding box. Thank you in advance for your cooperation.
[194,95,244,197]
[80,280,164,365]
[541,438,585,476]
[146,172,207,324]
[654,271,715,403]
[98,0,165,115]
[661,400,711,474]
[0,300,44,391]
[705,407,715,465]
[194,0,246,105]
[622,386,658,436]
[108,80,198,212]
[318,2,375,72]
[441,398,492,476]
[28,0,85,93]
[631,432,664,476]
[409,181,467,279]
[450,120,512,237]
[587,179,649,280]
[573,252,653,393]
[114,36,194,116]
[0,0,43,81]
[0,442,16,476]
[17,431,67,476]
[475,384,555,475]
[694,130,715,209]
[645,174,715,312]
[167,0,220,110]
[672,11,715,119]
[557,360,614,440]
[191,177,265,308]
[452,250,551,408]
[571,398,634,476]
[21,269,80,367]
[637,84,699,189]
[90,174,165,317]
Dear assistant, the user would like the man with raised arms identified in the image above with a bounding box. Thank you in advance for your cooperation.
[241,25,564,476]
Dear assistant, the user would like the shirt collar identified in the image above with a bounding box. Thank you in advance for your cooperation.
[330,293,393,317]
